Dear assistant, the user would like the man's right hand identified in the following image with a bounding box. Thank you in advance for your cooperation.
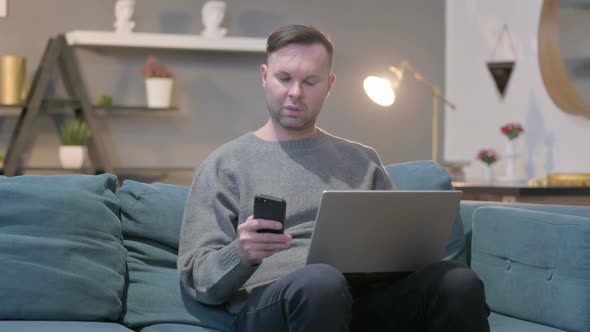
[237,215,292,266]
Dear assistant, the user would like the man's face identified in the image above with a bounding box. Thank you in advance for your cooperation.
[261,43,336,134]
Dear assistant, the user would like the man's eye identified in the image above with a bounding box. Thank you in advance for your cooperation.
[304,81,317,86]
[278,77,290,82]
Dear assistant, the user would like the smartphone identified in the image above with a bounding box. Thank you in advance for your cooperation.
[253,194,286,234]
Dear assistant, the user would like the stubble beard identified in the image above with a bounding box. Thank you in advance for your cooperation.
[271,108,315,132]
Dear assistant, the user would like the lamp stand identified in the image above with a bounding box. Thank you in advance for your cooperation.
[391,62,456,163]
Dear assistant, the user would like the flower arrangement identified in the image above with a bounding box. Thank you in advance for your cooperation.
[477,148,499,166]
[140,56,173,78]
[501,122,524,140]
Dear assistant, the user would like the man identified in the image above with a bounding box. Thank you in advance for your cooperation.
[178,24,490,332]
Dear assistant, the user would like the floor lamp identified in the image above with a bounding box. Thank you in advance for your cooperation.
[363,61,456,163]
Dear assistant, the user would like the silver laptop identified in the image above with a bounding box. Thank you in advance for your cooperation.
[305,190,462,273]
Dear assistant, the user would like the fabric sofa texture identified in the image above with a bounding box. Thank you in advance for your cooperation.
[0,174,126,322]
[1,161,589,331]
[117,181,234,332]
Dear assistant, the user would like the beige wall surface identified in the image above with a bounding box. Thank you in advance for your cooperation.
[0,0,444,170]
[445,0,590,182]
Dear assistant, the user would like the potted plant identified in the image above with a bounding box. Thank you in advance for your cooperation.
[140,56,174,108]
[59,119,91,169]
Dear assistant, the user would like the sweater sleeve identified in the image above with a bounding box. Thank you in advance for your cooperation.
[366,147,394,190]
[177,155,258,305]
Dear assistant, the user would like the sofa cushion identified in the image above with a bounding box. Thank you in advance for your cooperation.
[385,161,466,262]
[0,174,126,321]
[488,313,568,332]
[471,206,590,332]
[117,180,235,332]
[0,321,134,332]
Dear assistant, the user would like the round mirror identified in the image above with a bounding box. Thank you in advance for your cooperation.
[538,0,590,117]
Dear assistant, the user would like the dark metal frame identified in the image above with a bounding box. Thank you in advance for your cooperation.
[3,35,113,176]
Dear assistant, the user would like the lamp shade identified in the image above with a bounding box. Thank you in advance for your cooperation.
[363,76,395,107]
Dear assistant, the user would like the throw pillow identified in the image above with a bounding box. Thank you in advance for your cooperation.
[0,174,126,321]
[385,161,466,263]
[117,180,235,332]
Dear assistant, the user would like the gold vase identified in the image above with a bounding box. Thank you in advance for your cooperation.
[0,55,26,105]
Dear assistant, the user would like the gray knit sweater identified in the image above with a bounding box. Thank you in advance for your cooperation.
[178,129,392,312]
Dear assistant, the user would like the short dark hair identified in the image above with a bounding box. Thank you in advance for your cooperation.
[266,25,334,68]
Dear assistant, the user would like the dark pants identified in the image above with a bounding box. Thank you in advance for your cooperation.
[235,262,490,332]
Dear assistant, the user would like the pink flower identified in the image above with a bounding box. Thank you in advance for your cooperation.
[140,56,174,78]
[501,122,524,140]
[477,148,499,166]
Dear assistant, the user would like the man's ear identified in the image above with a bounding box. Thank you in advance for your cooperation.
[327,74,336,94]
[261,64,268,87]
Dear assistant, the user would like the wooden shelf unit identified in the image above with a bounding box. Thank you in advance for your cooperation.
[65,30,266,53]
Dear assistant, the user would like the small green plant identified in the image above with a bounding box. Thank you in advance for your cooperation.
[61,119,91,146]
[96,94,113,106]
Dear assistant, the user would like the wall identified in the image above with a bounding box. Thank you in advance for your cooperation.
[445,0,590,182]
[0,0,445,171]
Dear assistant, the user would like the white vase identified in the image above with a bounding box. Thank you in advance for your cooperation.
[503,140,519,182]
[145,78,173,108]
[482,165,493,184]
[59,146,86,169]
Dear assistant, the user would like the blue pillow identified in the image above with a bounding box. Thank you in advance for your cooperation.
[385,161,466,262]
[471,206,590,332]
[0,174,126,321]
[117,180,235,332]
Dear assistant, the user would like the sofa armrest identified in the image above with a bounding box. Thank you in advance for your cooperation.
[470,206,590,332]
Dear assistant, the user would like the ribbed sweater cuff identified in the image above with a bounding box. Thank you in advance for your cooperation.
[220,240,259,276]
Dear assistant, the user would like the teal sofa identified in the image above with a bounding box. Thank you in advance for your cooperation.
[0,161,589,332]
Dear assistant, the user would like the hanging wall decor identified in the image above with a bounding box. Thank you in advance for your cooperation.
[486,24,517,98]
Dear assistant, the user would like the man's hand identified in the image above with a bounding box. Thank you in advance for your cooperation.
[237,215,292,266]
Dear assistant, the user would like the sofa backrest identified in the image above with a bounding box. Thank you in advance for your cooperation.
[0,174,127,321]
[116,180,235,332]
[460,200,590,265]
[471,206,590,332]
[385,161,466,263]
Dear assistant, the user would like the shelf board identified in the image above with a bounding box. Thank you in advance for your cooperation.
[65,30,266,53]
[0,104,21,116]
[0,100,179,116]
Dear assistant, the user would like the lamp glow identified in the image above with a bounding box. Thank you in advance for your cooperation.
[363,61,456,163]
[363,76,395,107]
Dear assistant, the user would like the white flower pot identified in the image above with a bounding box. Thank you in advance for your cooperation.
[145,78,173,108]
[59,146,86,169]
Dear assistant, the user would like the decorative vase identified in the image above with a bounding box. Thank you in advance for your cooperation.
[59,146,86,169]
[482,165,494,184]
[145,78,173,108]
[0,55,26,105]
[498,139,527,183]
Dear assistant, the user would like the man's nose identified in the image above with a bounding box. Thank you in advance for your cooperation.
[288,83,303,98]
